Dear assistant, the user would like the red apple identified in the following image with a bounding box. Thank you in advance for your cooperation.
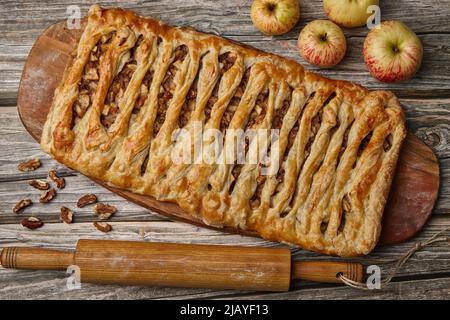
[323,0,380,28]
[251,0,300,36]
[363,21,423,83]
[297,20,347,68]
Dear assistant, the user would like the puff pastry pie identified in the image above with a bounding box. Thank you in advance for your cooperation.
[41,5,406,256]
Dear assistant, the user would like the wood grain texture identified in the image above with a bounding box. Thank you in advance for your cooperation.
[1,0,450,103]
[0,0,449,299]
[16,17,439,246]
[0,218,449,299]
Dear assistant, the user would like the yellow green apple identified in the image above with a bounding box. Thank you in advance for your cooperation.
[297,19,347,68]
[251,0,300,35]
[323,0,379,28]
[363,21,423,82]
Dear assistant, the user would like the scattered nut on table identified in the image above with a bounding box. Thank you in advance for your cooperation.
[48,169,65,189]
[17,158,41,172]
[21,217,44,230]
[60,206,74,224]
[77,194,97,208]
[13,199,32,213]
[28,179,50,190]
[40,188,56,203]
[93,221,112,233]
[93,203,117,220]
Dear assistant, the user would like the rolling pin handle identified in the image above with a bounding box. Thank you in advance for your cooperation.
[0,247,74,270]
[292,261,364,284]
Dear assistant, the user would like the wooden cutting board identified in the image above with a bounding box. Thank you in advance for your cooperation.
[17,21,440,245]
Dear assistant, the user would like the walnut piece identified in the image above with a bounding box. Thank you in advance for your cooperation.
[18,159,41,172]
[84,67,99,81]
[93,221,112,233]
[77,194,97,208]
[75,93,90,117]
[60,207,74,224]
[29,179,50,190]
[93,203,117,220]
[342,195,351,212]
[48,169,65,189]
[13,199,32,213]
[21,217,44,230]
[40,188,56,203]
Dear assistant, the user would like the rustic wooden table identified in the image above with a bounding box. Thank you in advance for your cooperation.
[0,0,449,300]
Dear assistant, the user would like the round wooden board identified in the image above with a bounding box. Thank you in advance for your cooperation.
[17,21,440,245]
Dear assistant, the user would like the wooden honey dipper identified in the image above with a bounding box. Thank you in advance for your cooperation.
[0,239,363,291]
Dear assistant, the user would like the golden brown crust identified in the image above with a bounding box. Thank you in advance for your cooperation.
[41,5,407,257]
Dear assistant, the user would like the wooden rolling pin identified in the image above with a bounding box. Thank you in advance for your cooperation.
[0,239,363,291]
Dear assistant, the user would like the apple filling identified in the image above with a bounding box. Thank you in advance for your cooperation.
[272,99,298,192]
[337,122,352,166]
[140,153,149,176]
[275,92,317,217]
[132,70,153,116]
[203,52,237,123]
[352,131,373,169]
[220,68,251,132]
[72,33,115,127]
[178,75,198,128]
[153,45,189,136]
[249,94,291,209]
[383,134,393,152]
[338,194,352,234]
[100,37,145,129]
[247,90,269,129]
[228,89,269,195]
[303,109,323,160]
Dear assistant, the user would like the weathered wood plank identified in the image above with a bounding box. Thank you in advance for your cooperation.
[1,1,450,103]
[0,178,165,223]
[0,218,449,299]
[216,277,450,300]
[1,0,450,299]
[1,0,449,36]
[0,174,169,224]
[403,98,450,160]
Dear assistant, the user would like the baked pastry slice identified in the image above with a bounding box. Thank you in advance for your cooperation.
[41,5,406,256]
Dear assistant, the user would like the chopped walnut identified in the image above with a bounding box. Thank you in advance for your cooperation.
[383,134,393,152]
[153,46,188,136]
[13,199,32,213]
[60,207,74,224]
[75,93,90,117]
[140,83,149,96]
[94,221,112,233]
[77,194,97,208]
[40,188,56,203]
[311,111,322,136]
[21,217,44,230]
[272,100,290,130]
[358,132,373,157]
[28,179,50,190]
[93,203,117,220]
[48,169,65,189]
[18,159,41,172]
[247,91,268,128]
[342,195,351,212]
[84,66,99,81]
[90,51,98,62]
[219,52,237,74]
[178,78,198,128]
